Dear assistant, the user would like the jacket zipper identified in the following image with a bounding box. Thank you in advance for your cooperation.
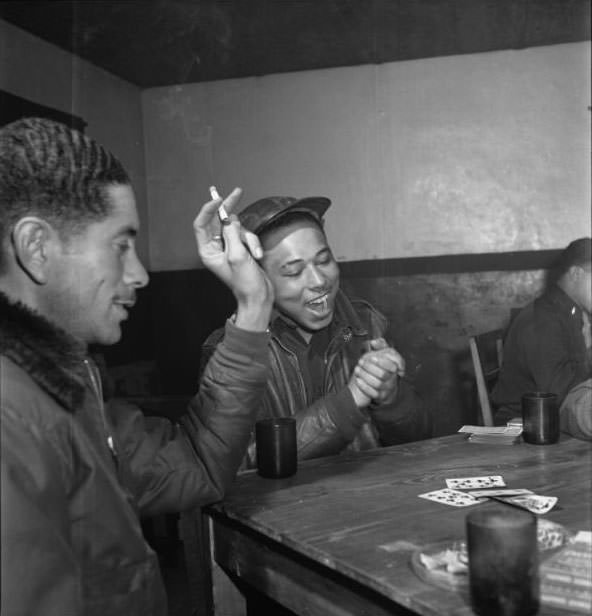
[271,338,308,406]
[323,327,353,393]
[83,358,119,466]
[272,327,354,397]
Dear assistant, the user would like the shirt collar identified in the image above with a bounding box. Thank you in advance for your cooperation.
[546,285,583,318]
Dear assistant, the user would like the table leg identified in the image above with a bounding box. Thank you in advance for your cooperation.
[179,508,214,615]
[179,509,248,616]
[212,560,247,616]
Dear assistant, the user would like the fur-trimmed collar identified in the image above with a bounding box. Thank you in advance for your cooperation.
[0,291,88,413]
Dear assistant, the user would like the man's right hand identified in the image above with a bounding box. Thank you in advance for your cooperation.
[193,187,274,332]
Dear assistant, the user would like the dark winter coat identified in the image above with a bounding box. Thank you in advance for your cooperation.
[0,291,270,615]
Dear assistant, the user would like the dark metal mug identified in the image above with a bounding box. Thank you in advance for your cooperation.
[466,506,539,616]
[255,417,297,479]
[521,392,559,445]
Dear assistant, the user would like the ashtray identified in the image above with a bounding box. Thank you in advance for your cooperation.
[410,520,572,592]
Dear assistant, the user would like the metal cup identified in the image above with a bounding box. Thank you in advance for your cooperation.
[521,392,559,445]
[466,506,539,616]
[255,417,297,479]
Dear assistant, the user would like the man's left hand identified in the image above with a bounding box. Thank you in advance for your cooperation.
[352,338,405,405]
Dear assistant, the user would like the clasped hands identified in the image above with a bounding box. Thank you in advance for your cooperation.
[348,338,405,409]
[193,187,273,332]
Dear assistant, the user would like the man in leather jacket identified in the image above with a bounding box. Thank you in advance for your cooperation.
[0,118,273,615]
[201,196,432,469]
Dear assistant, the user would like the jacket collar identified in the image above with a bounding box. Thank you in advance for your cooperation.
[0,291,88,413]
[542,285,584,319]
[331,290,369,336]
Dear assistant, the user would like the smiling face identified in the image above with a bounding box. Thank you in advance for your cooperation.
[261,218,340,340]
[40,184,149,346]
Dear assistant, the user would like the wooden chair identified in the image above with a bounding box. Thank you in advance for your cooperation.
[469,329,504,426]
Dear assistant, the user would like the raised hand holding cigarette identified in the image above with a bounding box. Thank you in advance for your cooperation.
[209,185,230,225]
[194,186,273,331]
[206,185,262,258]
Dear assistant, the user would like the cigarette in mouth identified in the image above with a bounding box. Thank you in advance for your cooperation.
[310,295,328,310]
[210,186,230,224]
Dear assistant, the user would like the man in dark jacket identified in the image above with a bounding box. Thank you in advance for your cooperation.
[0,118,273,615]
[492,237,592,428]
[202,196,431,468]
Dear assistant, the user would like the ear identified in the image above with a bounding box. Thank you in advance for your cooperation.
[571,265,587,281]
[10,217,55,284]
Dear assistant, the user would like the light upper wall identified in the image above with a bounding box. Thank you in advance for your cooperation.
[1,20,589,274]
[0,19,150,266]
[143,41,591,272]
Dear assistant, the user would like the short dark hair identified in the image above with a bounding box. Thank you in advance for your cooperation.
[0,117,129,265]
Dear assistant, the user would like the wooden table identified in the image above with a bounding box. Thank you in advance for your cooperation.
[197,434,591,616]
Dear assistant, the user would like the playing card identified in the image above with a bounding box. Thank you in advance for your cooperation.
[418,488,480,507]
[445,475,506,490]
[505,495,558,514]
[468,488,533,498]
[537,519,569,550]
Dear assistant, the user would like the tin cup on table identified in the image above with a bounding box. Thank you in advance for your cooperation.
[521,392,559,445]
[255,417,297,479]
[466,506,539,616]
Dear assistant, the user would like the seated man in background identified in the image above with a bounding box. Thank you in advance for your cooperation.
[0,117,273,615]
[492,237,592,432]
[201,195,431,468]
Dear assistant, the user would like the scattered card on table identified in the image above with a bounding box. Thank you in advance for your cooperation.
[418,488,480,507]
[468,488,533,498]
[446,475,506,490]
[504,494,558,514]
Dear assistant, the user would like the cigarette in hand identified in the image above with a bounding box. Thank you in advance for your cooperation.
[210,185,230,225]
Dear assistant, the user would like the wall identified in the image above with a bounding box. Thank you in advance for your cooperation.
[341,267,548,436]
[138,42,590,436]
[142,42,591,271]
[0,19,150,266]
[1,24,589,434]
